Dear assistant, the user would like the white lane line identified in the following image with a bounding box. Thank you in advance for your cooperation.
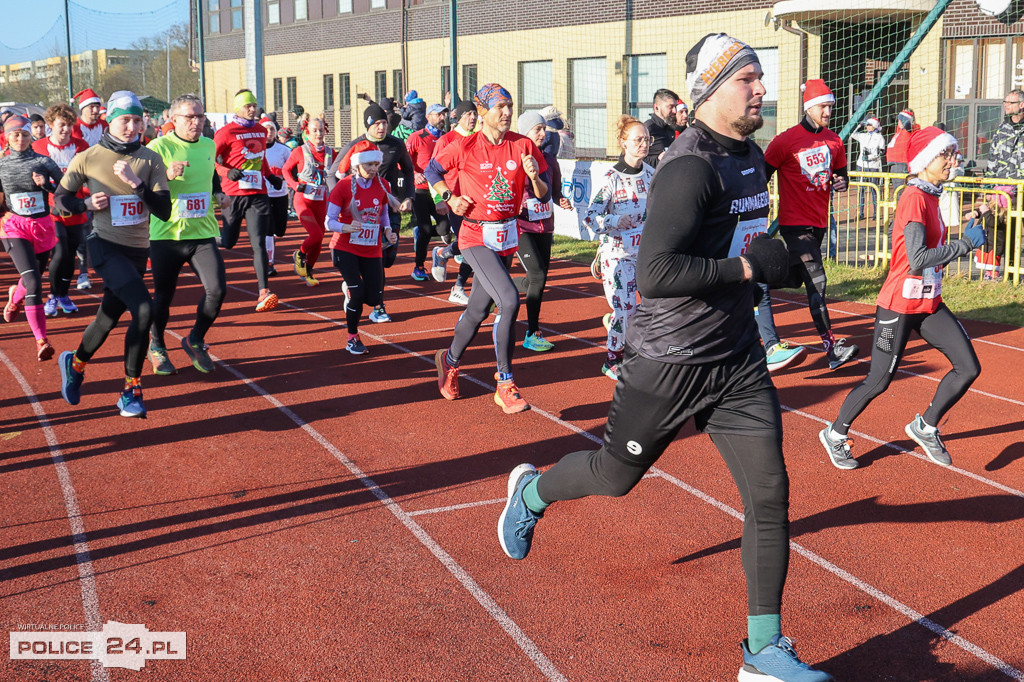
[0,351,110,682]
[222,279,1021,677]
[195,322,566,682]
[771,293,1024,353]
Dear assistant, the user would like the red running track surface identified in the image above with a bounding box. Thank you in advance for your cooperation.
[2,228,1023,681]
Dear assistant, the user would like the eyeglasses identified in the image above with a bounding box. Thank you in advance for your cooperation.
[174,113,206,121]
[1003,100,1022,105]
[626,137,652,146]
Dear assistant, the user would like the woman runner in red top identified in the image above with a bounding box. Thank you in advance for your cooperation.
[819,127,985,470]
[325,141,397,355]
[284,118,332,286]
[426,83,548,414]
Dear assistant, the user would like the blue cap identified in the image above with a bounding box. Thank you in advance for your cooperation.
[426,103,447,116]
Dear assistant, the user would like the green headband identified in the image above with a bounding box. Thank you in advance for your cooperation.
[234,91,258,111]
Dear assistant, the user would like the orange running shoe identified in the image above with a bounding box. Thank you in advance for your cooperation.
[494,374,530,414]
[435,349,460,400]
[255,290,279,312]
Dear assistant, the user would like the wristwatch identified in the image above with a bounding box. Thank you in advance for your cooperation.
[440,190,452,202]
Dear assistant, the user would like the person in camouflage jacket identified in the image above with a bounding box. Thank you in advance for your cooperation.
[987,89,1024,180]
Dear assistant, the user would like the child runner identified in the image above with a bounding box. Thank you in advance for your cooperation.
[285,118,332,287]
[325,140,397,355]
[581,115,654,380]
[32,103,90,317]
[819,128,985,469]
[0,115,64,360]
[261,116,291,274]
[54,91,171,418]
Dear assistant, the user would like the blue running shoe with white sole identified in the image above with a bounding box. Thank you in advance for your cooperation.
[44,296,59,317]
[498,463,543,560]
[56,296,78,314]
[58,351,84,405]
[523,331,554,352]
[116,388,147,418]
[765,341,804,373]
[739,634,833,681]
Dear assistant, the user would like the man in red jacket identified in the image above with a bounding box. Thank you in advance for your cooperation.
[71,88,108,147]
[406,103,451,280]
[214,88,284,312]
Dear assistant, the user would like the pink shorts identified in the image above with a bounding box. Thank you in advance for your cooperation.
[1,213,58,254]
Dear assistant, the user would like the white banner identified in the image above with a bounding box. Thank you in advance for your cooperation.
[552,159,616,241]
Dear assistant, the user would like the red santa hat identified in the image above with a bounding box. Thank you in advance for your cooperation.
[338,139,383,174]
[907,126,958,175]
[801,79,835,111]
[73,88,102,109]
[259,115,277,131]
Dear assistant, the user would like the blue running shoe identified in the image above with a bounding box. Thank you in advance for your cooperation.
[411,266,430,281]
[58,351,84,406]
[765,341,804,373]
[522,331,554,352]
[739,634,833,681]
[44,296,59,317]
[56,296,78,314]
[368,304,392,323]
[498,463,543,560]
[116,387,147,418]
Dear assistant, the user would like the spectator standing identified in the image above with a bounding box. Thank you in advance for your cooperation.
[987,89,1024,179]
[850,116,886,219]
[644,88,680,167]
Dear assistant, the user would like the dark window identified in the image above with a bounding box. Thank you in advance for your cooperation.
[462,64,477,101]
[323,74,334,110]
[273,78,283,112]
[441,65,450,98]
[287,76,297,122]
[393,69,404,102]
[374,71,387,103]
[339,73,350,109]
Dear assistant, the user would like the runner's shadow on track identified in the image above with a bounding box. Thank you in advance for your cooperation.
[673,493,1024,566]
[984,441,1024,472]
[818,562,1024,681]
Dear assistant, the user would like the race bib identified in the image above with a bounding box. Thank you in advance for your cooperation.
[303,184,326,201]
[109,195,146,227]
[620,225,643,254]
[728,218,768,257]
[482,219,518,252]
[902,267,942,300]
[349,222,380,247]
[797,144,832,189]
[177,192,209,219]
[238,170,263,190]
[524,197,552,221]
[9,191,44,216]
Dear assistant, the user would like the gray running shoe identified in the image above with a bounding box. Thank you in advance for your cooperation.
[181,337,215,373]
[905,414,952,466]
[819,425,859,470]
[827,338,859,370]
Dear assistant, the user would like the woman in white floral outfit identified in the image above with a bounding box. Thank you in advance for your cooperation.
[582,115,654,380]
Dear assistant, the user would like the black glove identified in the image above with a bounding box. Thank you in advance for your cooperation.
[267,175,283,190]
[226,168,244,182]
[296,182,307,194]
[743,234,790,286]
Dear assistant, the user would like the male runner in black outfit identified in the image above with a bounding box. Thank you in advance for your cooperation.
[329,103,414,322]
[497,34,833,682]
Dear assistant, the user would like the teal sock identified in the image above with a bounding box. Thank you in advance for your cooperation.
[521,477,549,514]
[747,614,781,653]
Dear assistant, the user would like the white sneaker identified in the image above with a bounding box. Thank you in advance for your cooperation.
[448,285,469,306]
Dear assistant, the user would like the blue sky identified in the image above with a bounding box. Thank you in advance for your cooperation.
[0,0,191,64]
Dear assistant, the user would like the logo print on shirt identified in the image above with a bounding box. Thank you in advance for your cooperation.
[626,441,643,456]
[486,172,514,202]
[505,160,517,171]
[480,162,493,170]
[796,143,832,189]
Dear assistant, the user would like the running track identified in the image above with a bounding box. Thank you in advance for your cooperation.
[2,228,1023,681]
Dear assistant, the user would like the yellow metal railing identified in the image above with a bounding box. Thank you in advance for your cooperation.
[774,172,1024,284]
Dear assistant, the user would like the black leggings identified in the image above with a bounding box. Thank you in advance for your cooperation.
[834,303,980,435]
[3,238,51,306]
[449,245,519,375]
[219,193,271,290]
[333,249,383,334]
[780,226,831,336]
[412,191,451,267]
[149,238,227,348]
[49,221,85,298]
[76,235,152,378]
[268,194,290,238]
[536,344,790,617]
[514,231,553,335]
